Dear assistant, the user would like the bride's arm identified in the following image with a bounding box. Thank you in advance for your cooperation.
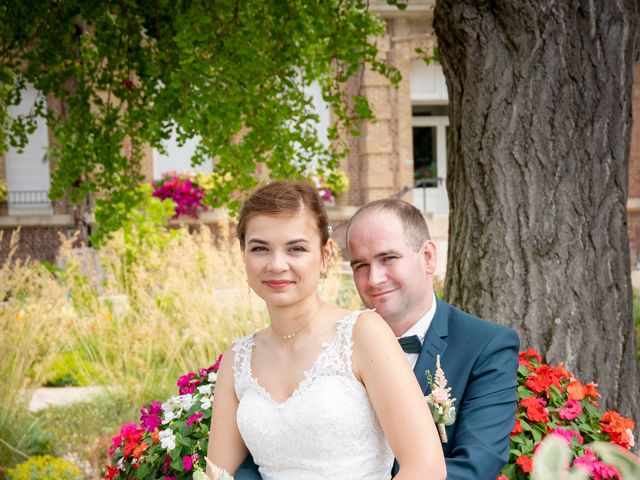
[352,312,446,480]
[206,350,249,478]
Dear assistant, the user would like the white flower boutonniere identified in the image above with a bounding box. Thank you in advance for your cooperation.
[425,354,456,443]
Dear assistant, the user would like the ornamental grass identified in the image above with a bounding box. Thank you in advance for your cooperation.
[0,204,356,478]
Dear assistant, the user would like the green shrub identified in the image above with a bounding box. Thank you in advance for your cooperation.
[6,455,82,480]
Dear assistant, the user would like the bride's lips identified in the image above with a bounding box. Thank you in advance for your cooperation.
[263,280,294,290]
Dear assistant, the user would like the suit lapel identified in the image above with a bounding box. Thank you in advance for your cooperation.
[413,298,449,395]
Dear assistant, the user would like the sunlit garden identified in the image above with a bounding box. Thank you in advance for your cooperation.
[0,188,361,479]
[0,188,639,479]
[2,1,640,479]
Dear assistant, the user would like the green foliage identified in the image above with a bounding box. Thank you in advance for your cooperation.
[0,414,52,479]
[0,180,7,203]
[6,455,82,480]
[91,183,178,249]
[41,351,99,387]
[0,0,400,236]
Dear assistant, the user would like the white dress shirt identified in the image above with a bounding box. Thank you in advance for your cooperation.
[398,292,437,369]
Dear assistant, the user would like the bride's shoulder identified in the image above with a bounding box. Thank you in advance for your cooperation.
[351,310,396,346]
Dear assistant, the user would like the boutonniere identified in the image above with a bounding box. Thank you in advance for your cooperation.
[425,354,456,443]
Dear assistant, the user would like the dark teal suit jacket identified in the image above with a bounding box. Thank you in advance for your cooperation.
[235,298,520,480]
[406,297,520,479]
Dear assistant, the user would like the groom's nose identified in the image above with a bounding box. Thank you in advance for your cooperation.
[367,263,387,286]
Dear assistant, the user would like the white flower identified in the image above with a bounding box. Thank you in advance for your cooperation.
[624,428,635,448]
[162,402,176,424]
[208,372,218,383]
[178,394,195,410]
[198,384,213,395]
[159,428,177,450]
[201,395,212,410]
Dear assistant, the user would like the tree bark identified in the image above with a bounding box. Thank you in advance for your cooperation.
[434,0,640,420]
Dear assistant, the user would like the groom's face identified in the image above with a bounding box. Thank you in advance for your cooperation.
[347,210,435,335]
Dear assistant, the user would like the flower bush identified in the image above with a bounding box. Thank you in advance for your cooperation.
[310,170,349,207]
[106,356,222,479]
[498,348,636,480]
[7,454,83,480]
[152,172,207,218]
[106,348,637,480]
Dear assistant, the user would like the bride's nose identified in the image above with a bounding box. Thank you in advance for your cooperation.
[267,252,289,272]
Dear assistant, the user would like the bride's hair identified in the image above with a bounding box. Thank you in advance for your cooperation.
[236,180,331,249]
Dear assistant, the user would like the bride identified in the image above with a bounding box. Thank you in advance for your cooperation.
[206,181,445,480]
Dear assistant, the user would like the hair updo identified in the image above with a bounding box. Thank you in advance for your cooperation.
[236,181,331,249]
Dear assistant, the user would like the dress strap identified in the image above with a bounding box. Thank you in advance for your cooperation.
[313,310,370,380]
[232,334,256,399]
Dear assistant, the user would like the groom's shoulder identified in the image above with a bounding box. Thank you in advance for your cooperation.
[437,299,519,343]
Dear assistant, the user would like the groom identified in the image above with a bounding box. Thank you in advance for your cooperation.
[346,199,519,479]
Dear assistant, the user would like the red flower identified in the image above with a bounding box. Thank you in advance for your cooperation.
[133,441,149,459]
[105,465,120,480]
[566,379,585,401]
[519,348,542,363]
[601,410,636,449]
[516,455,533,473]
[554,362,572,380]
[520,396,549,423]
[511,418,523,435]
[496,476,509,480]
[525,364,562,397]
[583,382,600,399]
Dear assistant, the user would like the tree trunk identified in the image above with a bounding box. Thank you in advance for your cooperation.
[434,0,640,420]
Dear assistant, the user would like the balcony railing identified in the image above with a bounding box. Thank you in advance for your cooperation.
[7,190,51,205]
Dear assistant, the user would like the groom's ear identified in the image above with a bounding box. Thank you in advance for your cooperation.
[421,240,437,275]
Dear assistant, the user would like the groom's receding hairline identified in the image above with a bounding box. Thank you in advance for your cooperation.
[346,198,431,253]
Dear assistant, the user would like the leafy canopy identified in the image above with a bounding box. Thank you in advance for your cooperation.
[0,0,400,233]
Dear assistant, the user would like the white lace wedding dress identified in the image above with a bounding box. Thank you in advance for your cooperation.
[232,310,394,480]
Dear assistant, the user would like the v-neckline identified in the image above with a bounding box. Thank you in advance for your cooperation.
[247,311,357,406]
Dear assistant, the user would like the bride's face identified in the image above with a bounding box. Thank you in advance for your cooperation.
[243,209,330,307]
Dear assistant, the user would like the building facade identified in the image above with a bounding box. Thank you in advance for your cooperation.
[1,0,638,281]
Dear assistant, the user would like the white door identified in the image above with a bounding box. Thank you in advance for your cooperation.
[412,116,449,215]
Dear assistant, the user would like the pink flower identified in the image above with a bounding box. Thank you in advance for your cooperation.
[556,399,583,421]
[182,453,200,471]
[574,448,621,480]
[200,355,223,378]
[550,427,584,445]
[163,453,171,474]
[140,400,162,432]
[186,412,204,426]
[431,387,449,403]
[177,372,202,395]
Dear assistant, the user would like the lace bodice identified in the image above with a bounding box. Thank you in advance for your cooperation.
[232,310,394,480]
